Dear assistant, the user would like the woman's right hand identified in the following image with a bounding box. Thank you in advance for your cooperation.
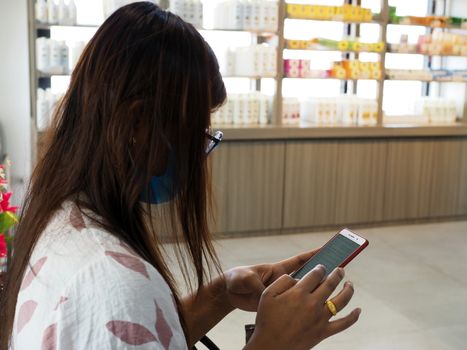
[245,265,361,350]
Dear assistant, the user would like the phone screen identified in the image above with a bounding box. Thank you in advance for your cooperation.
[292,230,365,279]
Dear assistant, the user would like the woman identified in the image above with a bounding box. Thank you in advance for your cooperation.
[0,2,360,349]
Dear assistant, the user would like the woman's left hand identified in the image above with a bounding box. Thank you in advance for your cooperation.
[224,249,319,311]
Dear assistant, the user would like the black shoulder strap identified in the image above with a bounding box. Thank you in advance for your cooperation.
[192,335,220,350]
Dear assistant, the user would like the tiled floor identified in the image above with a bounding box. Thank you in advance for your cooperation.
[195,221,467,350]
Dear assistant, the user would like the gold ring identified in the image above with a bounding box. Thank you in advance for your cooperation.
[325,300,337,316]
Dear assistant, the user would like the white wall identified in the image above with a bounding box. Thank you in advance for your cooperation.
[0,0,32,204]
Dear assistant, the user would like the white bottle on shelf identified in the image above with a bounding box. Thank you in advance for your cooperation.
[259,94,269,125]
[194,0,203,28]
[36,37,50,73]
[70,41,86,70]
[251,0,261,30]
[266,0,278,32]
[243,0,253,30]
[49,39,63,74]
[35,0,48,23]
[68,0,77,25]
[48,0,59,24]
[58,0,69,25]
[36,88,50,131]
[60,41,69,73]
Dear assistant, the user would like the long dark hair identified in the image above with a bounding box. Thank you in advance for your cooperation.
[0,2,226,348]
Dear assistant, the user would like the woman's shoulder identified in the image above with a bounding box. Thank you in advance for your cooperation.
[14,201,188,349]
[30,201,168,292]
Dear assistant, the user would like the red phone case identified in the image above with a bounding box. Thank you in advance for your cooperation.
[293,228,369,276]
[338,228,369,268]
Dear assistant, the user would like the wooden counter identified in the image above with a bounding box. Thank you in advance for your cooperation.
[219,124,467,141]
[210,131,467,236]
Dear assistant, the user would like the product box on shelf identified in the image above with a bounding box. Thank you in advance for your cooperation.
[102,0,161,18]
[332,60,382,80]
[212,92,271,126]
[282,97,300,125]
[35,0,77,25]
[211,0,278,32]
[414,98,458,124]
[36,38,85,75]
[225,45,276,77]
[36,88,64,131]
[286,38,384,53]
[169,0,203,28]
[300,95,377,126]
[286,4,373,22]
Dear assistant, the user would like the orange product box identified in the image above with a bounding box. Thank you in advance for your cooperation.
[342,60,360,70]
[332,66,347,79]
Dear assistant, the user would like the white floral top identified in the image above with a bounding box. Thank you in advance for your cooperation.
[12,202,187,350]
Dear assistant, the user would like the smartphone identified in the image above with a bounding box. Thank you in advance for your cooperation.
[291,228,369,279]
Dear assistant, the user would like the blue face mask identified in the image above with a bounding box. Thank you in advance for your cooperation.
[140,154,178,204]
[141,130,223,204]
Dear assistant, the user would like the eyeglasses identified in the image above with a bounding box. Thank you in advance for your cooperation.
[205,129,223,155]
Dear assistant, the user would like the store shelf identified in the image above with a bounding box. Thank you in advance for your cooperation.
[285,17,382,25]
[218,123,467,140]
[385,76,467,83]
[388,21,467,30]
[37,72,70,78]
[35,22,278,35]
[285,47,384,54]
[283,76,382,81]
[386,50,467,57]
[198,28,278,35]
[36,22,100,30]
[222,75,277,79]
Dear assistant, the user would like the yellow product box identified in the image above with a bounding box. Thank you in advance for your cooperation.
[286,40,301,50]
[319,6,333,20]
[307,5,320,19]
[343,60,360,70]
[350,41,362,52]
[369,62,382,71]
[373,42,385,52]
[362,8,372,22]
[338,40,350,51]
[348,68,361,80]
[286,4,302,18]
[370,69,382,80]
[358,61,370,70]
[333,6,344,20]
[300,5,313,19]
[342,6,352,21]
[359,69,371,79]
[303,40,312,49]
[332,66,347,79]
[349,6,361,21]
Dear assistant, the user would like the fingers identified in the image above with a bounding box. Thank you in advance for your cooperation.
[314,267,345,302]
[244,272,266,296]
[277,249,320,275]
[326,308,361,337]
[264,274,297,297]
[324,281,354,318]
[295,264,326,292]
